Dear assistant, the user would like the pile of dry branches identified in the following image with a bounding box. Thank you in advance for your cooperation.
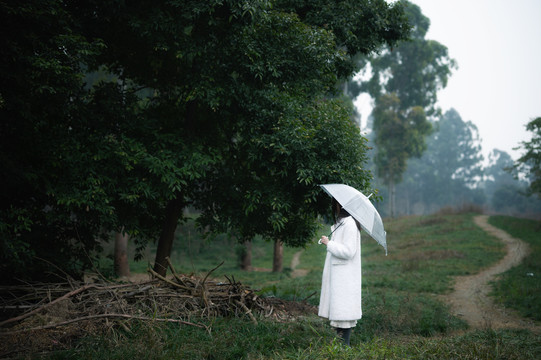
[0,261,276,332]
[0,259,315,357]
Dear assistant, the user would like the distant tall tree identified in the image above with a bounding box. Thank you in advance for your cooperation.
[513,117,541,198]
[372,94,430,217]
[358,1,456,116]
[482,148,541,217]
[484,150,517,201]
[352,2,454,216]
[395,108,485,215]
[437,109,484,189]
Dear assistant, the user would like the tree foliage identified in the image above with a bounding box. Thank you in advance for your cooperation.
[389,109,485,215]
[372,95,430,184]
[358,1,456,116]
[350,1,455,217]
[371,94,430,216]
[514,117,541,198]
[1,0,111,279]
[484,149,517,201]
[0,0,410,280]
[196,95,372,247]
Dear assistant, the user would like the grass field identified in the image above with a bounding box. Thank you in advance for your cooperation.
[42,213,541,359]
[488,216,541,321]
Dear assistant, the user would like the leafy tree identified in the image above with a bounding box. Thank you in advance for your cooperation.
[358,1,456,116]
[372,94,430,216]
[393,109,485,215]
[351,2,454,216]
[513,117,541,198]
[89,0,408,274]
[276,0,410,77]
[196,94,372,250]
[485,148,541,216]
[0,0,111,280]
[0,0,410,280]
[484,149,517,201]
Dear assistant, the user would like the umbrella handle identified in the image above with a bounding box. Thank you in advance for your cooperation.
[318,221,345,245]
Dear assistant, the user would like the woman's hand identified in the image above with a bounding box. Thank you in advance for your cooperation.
[319,235,329,245]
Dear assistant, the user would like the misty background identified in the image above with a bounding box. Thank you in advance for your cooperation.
[349,0,541,218]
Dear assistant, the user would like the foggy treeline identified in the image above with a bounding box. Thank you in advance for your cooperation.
[364,108,541,218]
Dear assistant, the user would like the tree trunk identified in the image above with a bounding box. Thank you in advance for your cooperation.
[153,198,185,277]
[240,240,253,271]
[405,187,410,216]
[114,229,130,277]
[389,177,396,218]
[387,179,392,218]
[272,239,283,273]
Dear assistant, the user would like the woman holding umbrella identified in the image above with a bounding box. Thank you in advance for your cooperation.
[318,198,362,346]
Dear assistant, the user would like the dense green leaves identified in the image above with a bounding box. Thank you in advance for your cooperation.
[276,0,411,77]
[359,1,456,116]
[392,109,485,215]
[196,94,372,247]
[513,117,541,197]
[371,93,431,216]
[351,2,453,217]
[0,0,410,280]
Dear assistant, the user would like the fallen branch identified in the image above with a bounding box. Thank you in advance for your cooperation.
[235,300,258,325]
[302,291,317,302]
[0,284,97,328]
[147,268,193,292]
[1,313,205,333]
[166,256,183,283]
[201,261,224,286]
[124,285,154,298]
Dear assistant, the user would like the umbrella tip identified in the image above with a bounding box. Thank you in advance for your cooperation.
[368,193,373,199]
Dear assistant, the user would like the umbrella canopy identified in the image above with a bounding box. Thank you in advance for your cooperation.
[320,184,387,255]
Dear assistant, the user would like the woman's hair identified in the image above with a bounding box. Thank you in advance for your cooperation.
[332,198,361,231]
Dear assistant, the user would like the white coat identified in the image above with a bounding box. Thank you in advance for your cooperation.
[318,216,362,321]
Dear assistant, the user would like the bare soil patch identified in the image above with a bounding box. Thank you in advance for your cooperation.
[443,215,540,333]
[291,250,309,278]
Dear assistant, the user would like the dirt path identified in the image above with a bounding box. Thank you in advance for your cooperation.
[443,215,539,333]
[290,250,309,278]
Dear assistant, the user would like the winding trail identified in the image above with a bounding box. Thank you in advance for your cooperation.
[443,215,539,333]
[290,250,309,278]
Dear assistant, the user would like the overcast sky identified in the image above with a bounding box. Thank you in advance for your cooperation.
[356,0,541,161]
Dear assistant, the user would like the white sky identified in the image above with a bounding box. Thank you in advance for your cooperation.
[356,0,541,161]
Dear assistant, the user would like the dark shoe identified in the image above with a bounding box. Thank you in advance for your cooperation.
[335,327,352,346]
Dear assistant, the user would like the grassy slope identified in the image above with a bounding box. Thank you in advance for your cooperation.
[51,213,540,360]
[488,216,541,321]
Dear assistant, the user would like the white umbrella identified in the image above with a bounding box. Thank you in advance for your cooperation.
[320,184,387,255]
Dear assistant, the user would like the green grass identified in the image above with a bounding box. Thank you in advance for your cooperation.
[39,213,541,359]
[48,322,540,360]
[488,215,541,321]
